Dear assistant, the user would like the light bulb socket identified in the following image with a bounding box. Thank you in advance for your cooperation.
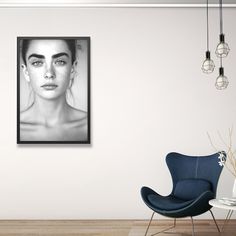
[220,33,225,43]
[206,51,211,59]
[219,67,224,75]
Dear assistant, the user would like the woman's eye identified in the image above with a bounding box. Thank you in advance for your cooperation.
[31,61,43,67]
[55,60,66,66]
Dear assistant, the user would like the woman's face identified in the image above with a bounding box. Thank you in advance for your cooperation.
[22,40,75,100]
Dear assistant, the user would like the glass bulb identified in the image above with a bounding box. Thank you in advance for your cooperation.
[215,68,229,90]
[215,42,230,58]
[202,51,215,73]
[215,34,230,58]
[202,58,215,73]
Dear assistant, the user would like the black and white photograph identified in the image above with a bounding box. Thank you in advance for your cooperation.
[17,37,90,144]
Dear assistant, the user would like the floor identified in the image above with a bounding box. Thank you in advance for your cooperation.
[0,219,235,236]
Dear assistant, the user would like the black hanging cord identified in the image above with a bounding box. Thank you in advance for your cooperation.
[220,0,223,34]
[206,0,209,51]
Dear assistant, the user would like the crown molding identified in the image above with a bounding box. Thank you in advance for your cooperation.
[0,1,235,8]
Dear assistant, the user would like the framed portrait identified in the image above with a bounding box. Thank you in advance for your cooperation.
[17,37,90,144]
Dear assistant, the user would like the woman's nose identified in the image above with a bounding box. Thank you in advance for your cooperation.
[44,64,55,79]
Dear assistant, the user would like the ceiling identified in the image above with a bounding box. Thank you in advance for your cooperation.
[0,0,235,7]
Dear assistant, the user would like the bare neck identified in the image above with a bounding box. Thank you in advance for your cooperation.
[32,95,70,127]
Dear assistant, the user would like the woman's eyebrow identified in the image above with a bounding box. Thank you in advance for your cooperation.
[28,53,45,60]
[52,52,69,59]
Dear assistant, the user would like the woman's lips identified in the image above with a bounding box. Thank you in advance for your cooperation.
[41,84,58,90]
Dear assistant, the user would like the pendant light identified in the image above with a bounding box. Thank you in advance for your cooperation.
[215,0,229,90]
[215,0,230,58]
[202,0,215,73]
[215,58,229,90]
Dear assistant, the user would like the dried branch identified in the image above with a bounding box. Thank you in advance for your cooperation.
[207,132,218,152]
[208,128,236,178]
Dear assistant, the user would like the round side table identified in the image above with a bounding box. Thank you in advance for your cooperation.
[209,199,236,231]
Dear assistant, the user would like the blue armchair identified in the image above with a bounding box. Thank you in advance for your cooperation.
[141,152,225,236]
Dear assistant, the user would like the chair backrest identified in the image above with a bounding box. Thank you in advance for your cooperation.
[166,152,225,198]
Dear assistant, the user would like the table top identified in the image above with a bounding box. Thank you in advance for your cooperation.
[209,199,236,210]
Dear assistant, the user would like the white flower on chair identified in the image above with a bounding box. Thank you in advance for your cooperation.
[218,152,226,166]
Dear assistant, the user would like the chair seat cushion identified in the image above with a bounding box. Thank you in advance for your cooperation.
[147,194,194,211]
[174,179,212,201]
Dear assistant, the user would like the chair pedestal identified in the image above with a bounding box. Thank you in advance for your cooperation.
[144,210,220,236]
[144,212,176,236]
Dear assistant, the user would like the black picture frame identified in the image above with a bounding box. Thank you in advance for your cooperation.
[17,36,90,144]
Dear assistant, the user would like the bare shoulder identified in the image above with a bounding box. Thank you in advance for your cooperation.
[20,108,41,142]
[20,108,38,130]
[68,107,88,126]
[20,104,36,122]
[66,107,88,141]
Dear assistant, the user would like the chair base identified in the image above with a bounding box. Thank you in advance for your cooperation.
[144,210,219,236]
[209,209,220,232]
[190,216,195,236]
[144,212,176,236]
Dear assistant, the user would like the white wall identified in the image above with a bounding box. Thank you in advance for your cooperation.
[0,7,235,219]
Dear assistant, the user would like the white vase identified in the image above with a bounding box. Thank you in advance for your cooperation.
[233,179,236,198]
